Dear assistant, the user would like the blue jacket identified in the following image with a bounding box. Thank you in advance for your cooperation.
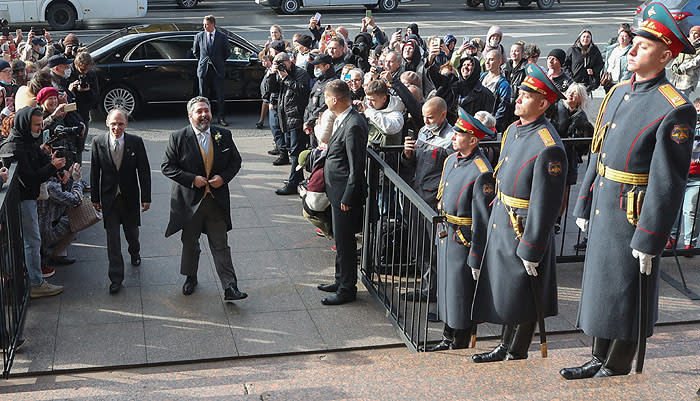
[480,72,512,132]
[193,30,231,79]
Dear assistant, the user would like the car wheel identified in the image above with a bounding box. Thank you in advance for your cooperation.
[378,0,398,12]
[280,0,300,14]
[177,0,198,8]
[518,0,532,6]
[466,0,480,7]
[537,0,554,9]
[46,2,77,30]
[102,85,139,117]
[483,0,500,11]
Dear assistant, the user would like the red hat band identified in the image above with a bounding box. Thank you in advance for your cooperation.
[521,75,558,103]
[638,19,685,57]
[455,118,486,139]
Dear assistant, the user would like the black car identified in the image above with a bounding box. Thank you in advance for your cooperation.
[86,24,265,116]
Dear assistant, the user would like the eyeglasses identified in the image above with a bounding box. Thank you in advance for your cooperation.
[346,79,362,83]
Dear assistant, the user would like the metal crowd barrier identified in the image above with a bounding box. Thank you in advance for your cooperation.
[0,165,29,378]
[360,137,699,351]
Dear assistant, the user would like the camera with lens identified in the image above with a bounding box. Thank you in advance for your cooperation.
[351,42,368,57]
[45,125,82,168]
[78,74,89,89]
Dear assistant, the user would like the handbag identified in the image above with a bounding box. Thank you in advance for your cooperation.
[68,194,102,232]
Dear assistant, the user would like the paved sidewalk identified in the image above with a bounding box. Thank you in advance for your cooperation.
[9,127,700,376]
[2,323,699,400]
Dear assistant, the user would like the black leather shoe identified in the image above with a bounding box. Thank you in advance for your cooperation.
[268,147,280,155]
[109,282,121,294]
[131,255,141,266]
[559,357,604,380]
[426,340,452,352]
[182,276,197,295]
[218,119,229,127]
[48,256,76,265]
[317,282,339,292]
[472,343,508,363]
[272,154,290,166]
[275,185,298,195]
[321,292,356,305]
[256,121,265,129]
[224,286,248,302]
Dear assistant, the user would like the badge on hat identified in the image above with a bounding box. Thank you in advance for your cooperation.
[453,107,493,140]
[519,63,564,104]
[634,2,695,57]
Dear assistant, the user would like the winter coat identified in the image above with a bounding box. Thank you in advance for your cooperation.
[502,58,527,102]
[480,72,512,132]
[269,64,311,132]
[564,43,604,92]
[364,95,405,146]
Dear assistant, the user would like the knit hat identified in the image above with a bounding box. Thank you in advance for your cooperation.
[486,25,503,42]
[547,48,566,66]
[296,34,313,49]
[36,87,59,105]
[269,40,286,53]
[443,34,457,46]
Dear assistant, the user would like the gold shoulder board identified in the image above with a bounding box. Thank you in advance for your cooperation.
[537,129,555,147]
[474,158,488,173]
[658,84,687,108]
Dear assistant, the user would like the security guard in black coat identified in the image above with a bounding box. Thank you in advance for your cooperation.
[427,108,495,351]
[561,3,697,379]
[471,63,568,363]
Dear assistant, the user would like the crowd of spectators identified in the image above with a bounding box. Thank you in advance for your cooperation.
[0,29,99,298]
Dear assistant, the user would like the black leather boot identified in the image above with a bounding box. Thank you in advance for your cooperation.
[559,337,610,380]
[504,322,536,360]
[452,328,469,349]
[426,324,454,351]
[594,339,637,377]
[472,325,515,363]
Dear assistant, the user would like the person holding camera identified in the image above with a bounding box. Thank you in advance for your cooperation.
[20,29,53,69]
[268,52,311,195]
[1,106,65,298]
[48,55,73,96]
[67,51,98,165]
[37,87,84,165]
[37,163,84,269]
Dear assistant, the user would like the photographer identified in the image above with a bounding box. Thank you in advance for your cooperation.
[37,163,84,268]
[48,55,73,96]
[1,106,65,298]
[303,54,335,140]
[268,52,311,195]
[37,87,84,167]
[67,51,98,164]
[348,33,372,73]
[20,30,54,69]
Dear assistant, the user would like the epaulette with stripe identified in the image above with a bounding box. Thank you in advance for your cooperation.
[474,157,489,173]
[537,128,556,147]
[658,84,687,108]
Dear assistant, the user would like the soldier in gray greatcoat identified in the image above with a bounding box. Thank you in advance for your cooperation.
[426,108,495,351]
[561,3,697,379]
[471,63,568,363]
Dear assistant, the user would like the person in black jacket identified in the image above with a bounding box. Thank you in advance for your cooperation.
[564,30,604,94]
[2,106,65,298]
[66,51,99,165]
[432,55,495,126]
[502,42,527,102]
[303,54,336,142]
[268,53,311,195]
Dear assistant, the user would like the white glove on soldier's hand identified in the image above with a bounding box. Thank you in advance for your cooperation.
[576,218,589,233]
[522,258,539,276]
[471,267,480,281]
[632,249,654,275]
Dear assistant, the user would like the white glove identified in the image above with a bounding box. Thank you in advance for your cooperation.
[522,258,539,276]
[632,249,654,275]
[576,218,588,233]
[471,267,480,281]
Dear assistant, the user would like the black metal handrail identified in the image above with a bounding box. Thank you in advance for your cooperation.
[0,164,29,378]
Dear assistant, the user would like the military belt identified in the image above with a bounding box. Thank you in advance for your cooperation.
[496,190,530,209]
[442,213,473,226]
[596,162,649,186]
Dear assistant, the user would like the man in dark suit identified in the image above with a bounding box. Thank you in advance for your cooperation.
[193,15,230,126]
[91,109,151,294]
[317,80,368,305]
[161,96,247,302]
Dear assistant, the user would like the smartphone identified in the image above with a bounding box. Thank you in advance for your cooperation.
[42,129,50,144]
[313,12,321,23]
[64,103,77,112]
[366,10,372,18]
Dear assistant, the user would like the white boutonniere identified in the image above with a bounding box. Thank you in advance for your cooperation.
[214,133,222,144]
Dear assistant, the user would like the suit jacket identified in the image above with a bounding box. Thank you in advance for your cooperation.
[324,109,368,208]
[161,125,242,237]
[193,30,231,79]
[90,132,151,227]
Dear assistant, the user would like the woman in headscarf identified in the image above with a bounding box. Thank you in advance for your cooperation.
[563,29,604,94]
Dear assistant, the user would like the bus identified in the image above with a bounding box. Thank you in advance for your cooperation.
[0,0,148,31]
